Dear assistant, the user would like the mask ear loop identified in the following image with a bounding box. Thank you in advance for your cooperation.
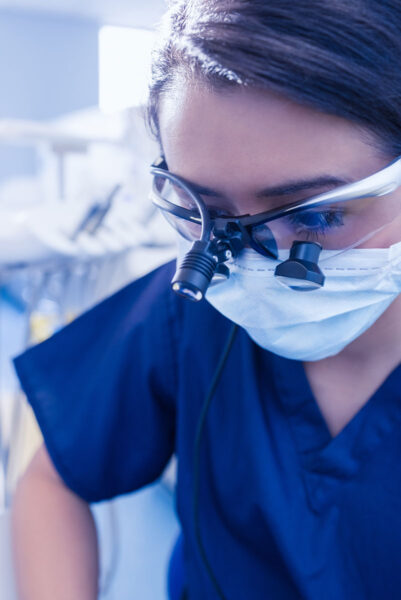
[318,221,399,263]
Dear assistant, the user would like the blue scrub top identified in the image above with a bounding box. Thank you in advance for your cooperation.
[13,260,401,599]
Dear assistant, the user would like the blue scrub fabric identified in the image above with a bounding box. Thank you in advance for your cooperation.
[13,260,401,600]
[168,533,187,600]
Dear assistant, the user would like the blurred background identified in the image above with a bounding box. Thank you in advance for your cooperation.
[0,1,181,598]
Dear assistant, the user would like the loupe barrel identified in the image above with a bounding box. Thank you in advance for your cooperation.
[172,241,217,301]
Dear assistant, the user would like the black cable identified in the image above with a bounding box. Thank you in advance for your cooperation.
[192,323,238,600]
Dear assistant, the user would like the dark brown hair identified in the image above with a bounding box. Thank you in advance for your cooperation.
[146,0,401,156]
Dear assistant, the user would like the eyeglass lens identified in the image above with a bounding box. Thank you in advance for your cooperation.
[153,173,401,255]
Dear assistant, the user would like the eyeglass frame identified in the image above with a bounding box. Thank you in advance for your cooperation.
[150,155,401,258]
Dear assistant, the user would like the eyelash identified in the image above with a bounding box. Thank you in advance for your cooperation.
[286,209,345,238]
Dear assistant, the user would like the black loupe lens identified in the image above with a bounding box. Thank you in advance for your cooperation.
[274,241,325,290]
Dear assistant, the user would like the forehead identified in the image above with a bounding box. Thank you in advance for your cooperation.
[158,81,383,189]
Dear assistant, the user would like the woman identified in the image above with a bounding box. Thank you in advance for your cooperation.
[12,1,401,599]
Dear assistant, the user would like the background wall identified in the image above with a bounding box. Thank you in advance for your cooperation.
[0,5,180,598]
[0,10,99,182]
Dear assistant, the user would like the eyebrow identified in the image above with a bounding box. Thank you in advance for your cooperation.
[188,175,352,198]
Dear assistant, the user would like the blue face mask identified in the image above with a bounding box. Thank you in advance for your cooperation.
[177,239,401,361]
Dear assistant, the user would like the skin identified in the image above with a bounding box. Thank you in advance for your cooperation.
[159,80,401,437]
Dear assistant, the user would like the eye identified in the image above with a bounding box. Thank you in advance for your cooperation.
[286,208,344,237]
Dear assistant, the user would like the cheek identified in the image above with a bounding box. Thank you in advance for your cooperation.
[360,213,401,248]
[355,192,401,249]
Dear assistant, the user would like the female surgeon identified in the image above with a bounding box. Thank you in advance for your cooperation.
[11,1,401,599]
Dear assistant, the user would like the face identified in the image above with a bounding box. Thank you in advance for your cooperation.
[158,80,401,250]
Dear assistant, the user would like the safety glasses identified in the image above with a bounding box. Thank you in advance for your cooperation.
[150,155,401,259]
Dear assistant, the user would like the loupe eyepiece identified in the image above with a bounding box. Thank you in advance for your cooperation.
[274,241,325,291]
[172,241,217,301]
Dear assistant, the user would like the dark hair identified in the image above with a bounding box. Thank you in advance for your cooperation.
[146,0,401,157]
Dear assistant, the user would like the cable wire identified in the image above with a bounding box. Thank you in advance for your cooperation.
[192,323,238,600]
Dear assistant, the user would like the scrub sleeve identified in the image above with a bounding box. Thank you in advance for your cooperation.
[13,261,178,503]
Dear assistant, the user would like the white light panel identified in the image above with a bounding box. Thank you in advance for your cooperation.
[99,26,156,113]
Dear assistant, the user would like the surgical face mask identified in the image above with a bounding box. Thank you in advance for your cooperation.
[177,238,401,361]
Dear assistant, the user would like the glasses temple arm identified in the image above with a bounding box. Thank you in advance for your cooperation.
[299,156,401,211]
